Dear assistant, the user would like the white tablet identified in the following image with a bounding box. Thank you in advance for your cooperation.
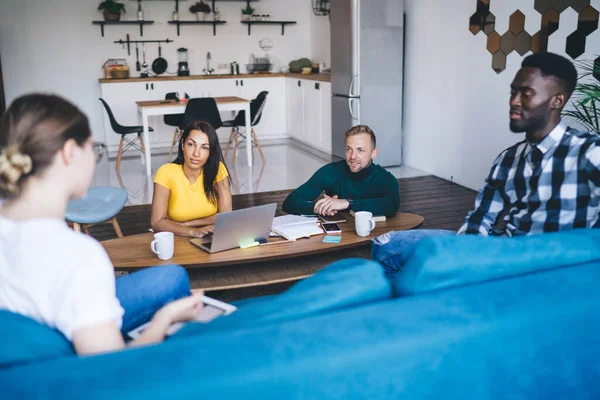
[127,295,237,339]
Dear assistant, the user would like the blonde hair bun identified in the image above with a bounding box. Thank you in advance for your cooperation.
[0,146,33,194]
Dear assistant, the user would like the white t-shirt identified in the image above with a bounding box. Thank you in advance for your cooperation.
[0,214,124,340]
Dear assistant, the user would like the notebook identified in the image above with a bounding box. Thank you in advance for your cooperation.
[349,210,387,222]
[271,215,324,241]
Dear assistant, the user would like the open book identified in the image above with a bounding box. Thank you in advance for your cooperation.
[349,210,387,222]
[127,296,237,339]
[271,215,324,241]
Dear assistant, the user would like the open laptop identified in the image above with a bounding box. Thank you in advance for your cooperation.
[189,203,277,253]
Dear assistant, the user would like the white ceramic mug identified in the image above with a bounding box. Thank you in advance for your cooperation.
[151,232,174,260]
[355,211,376,237]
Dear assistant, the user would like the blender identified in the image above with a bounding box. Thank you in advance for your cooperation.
[177,48,190,76]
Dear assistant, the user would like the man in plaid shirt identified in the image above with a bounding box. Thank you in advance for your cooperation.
[372,52,600,274]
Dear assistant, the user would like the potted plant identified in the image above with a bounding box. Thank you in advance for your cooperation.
[241,4,254,21]
[98,0,126,21]
[564,57,600,133]
[190,1,211,21]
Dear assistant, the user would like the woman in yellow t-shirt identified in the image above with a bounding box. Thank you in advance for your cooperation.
[151,120,232,238]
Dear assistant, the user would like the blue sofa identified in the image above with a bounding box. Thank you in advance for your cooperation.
[2,229,600,399]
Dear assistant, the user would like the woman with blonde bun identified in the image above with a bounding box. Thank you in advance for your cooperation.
[0,94,204,355]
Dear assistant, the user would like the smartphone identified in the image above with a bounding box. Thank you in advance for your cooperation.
[322,223,342,234]
[319,215,347,224]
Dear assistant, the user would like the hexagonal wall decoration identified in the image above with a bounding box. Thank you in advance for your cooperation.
[477,0,491,14]
[483,13,496,35]
[492,51,507,73]
[552,0,571,13]
[566,30,587,59]
[593,56,600,81]
[535,0,552,13]
[570,0,591,12]
[469,12,483,35]
[515,31,533,56]
[500,32,517,55]
[509,10,526,34]
[469,0,600,74]
[487,31,501,54]
[578,5,599,35]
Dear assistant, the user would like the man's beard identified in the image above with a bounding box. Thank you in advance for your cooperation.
[509,105,549,134]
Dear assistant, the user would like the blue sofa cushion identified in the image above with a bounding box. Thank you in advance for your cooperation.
[2,257,600,399]
[393,229,600,296]
[177,258,392,336]
[0,310,74,368]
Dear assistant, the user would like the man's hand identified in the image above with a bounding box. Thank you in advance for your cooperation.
[314,194,350,216]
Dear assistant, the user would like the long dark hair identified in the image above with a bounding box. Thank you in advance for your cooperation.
[173,120,230,204]
[0,94,90,196]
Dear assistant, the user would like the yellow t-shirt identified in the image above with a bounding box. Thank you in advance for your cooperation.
[153,162,229,222]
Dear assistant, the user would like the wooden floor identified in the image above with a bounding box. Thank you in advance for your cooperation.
[90,175,477,301]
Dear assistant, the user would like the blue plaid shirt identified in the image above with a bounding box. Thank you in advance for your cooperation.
[458,122,600,236]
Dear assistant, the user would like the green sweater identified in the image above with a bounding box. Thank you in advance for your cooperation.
[282,160,400,217]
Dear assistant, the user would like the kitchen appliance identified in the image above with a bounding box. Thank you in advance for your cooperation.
[177,47,190,76]
[230,61,239,75]
[330,0,405,167]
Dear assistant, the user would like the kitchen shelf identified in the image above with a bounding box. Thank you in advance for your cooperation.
[92,20,154,37]
[241,21,297,36]
[168,20,227,36]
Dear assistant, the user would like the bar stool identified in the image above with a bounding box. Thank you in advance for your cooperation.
[223,91,268,163]
[66,187,128,238]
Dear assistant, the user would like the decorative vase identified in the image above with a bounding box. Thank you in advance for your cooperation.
[195,13,200,21]
[242,14,251,21]
[103,9,121,21]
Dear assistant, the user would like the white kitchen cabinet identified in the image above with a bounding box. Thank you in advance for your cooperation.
[320,82,332,153]
[99,76,330,153]
[304,80,322,148]
[286,79,332,154]
[286,78,305,141]
[238,77,287,139]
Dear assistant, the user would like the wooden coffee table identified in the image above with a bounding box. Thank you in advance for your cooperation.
[102,212,424,290]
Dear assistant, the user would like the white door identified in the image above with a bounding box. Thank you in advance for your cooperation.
[238,77,287,139]
[303,79,323,150]
[320,82,332,153]
[100,82,151,148]
[286,78,305,141]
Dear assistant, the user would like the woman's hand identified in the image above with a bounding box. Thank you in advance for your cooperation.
[189,225,214,238]
[153,291,204,325]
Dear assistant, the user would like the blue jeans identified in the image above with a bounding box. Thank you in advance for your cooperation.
[371,229,455,276]
[116,265,191,336]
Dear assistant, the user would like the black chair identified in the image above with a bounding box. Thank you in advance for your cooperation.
[180,98,223,129]
[164,92,189,161]
[99,98,153,173]
[223,91,268,163]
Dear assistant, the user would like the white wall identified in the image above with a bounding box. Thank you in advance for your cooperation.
[403,0,600,190]
[0,0,330,141]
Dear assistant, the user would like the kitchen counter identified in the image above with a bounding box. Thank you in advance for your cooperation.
[98,73,331,84]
